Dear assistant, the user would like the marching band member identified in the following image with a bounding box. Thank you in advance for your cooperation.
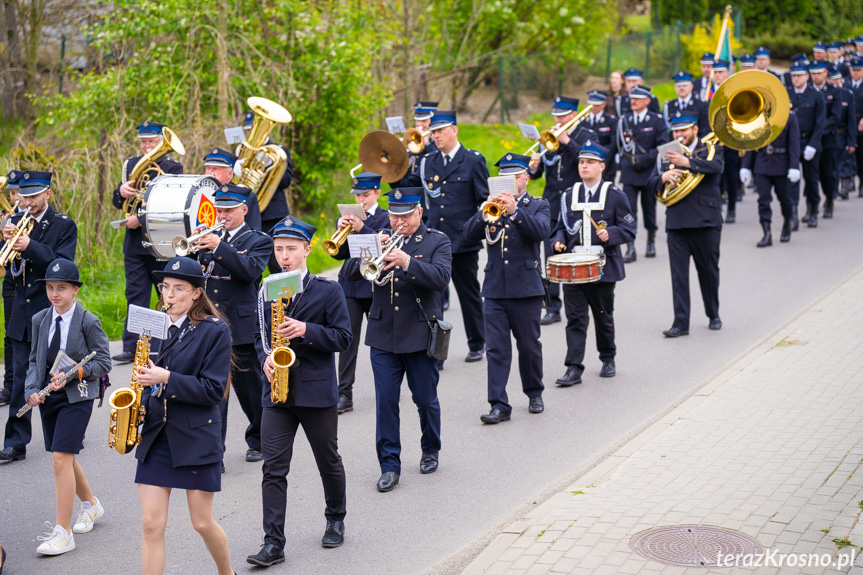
[616,86,670,263]
[408,101,439,175]
[345,188,452,492]
[812,42,828,63]
[331,172,390,414]
[788,63,826,229]
[810,61,843,220]
[710,60,740,224]
[616,68,661,116]
[551,143,635,385]
[693,52,714,99]
[647,116,724,338]
[754,47,781,78]
[529,95,593,326]
[203,148,262,230]
[194,185,273,465]
[133,257,235,575]
[112,121,183,365]
[1,171,77,463]
[846,58,863,196]
[663,72,710,137]
[464,154,549,424]
[585,90,619,180]
[832,65,858,198]
[0,170,22,408]
[739,54,756,70]
[24,259,111,555]
[249,217,351,567]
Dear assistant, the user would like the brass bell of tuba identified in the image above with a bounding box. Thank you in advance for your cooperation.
[233,97,292,212]
[122,127,186,218]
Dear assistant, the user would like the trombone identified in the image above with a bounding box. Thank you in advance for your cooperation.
[171,221,226,257]
[403,128,432,154]
[523,107,592,158]
[360,226,405,281]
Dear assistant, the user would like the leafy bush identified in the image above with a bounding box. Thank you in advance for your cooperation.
[680,14,744,75]
[743,22,816,60]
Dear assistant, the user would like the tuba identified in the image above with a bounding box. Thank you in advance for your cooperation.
[659,70,790,206]
[122,127,186,218]
[233,97,292,212]
[270,297,296,403]
[0,207,34,267]
[108,332,150,454]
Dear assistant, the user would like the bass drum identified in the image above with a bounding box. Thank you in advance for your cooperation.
[139,174,220,260]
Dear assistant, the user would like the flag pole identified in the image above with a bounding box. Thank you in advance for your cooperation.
[701,5,733,101]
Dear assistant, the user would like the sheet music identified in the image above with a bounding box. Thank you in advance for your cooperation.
[657,139,687,162]
[264,270,302,300]
[488,175,518,199]
[519,123,541,140]
[347,233,382,259]
[224,126,246,145]
[385,116,406,135]
[338,204,367,220]
[127,304,170,339]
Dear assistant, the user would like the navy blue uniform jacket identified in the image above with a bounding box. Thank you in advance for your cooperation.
[663,97,711,137]
[136,316,232,468]
[345,224,452,354]
[618,112,671,186]
[113,155,184,256]
[199,226,272,345]
[648,143,725,230]
[819,84,844,150]
[550,183,636,283]
[787,86,826,151]
[256,274,352,409]
[741,112,801,176]
[6,206,77,342]
[586,113,619,178]
[395,145,490,253]
[333,207,390,299]
[529,126,597,220]
[463,194,549,299]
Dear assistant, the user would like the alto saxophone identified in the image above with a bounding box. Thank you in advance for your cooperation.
[270,297,296,403]
[108,332,150,454]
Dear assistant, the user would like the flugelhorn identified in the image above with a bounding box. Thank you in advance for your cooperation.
[524,106,592,157]
[171,221,226,257]
[360,226,405,281]
[322,223,353,257]
[122,126,185,218]
[403,128,432,154]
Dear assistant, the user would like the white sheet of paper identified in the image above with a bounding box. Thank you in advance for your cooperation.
[49,350,79,378]
[385,116,407,135]
[338,204,367,220]
[657,139,687,162]
[110,219,127,229]
[488,175,518,199]
[347,233,382,259]
[224,126,246,145]
[519,123,542,140]
[127,304,170,339]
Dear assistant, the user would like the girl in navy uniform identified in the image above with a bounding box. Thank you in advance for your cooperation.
[24,258,112,555]
[133,257,235,575]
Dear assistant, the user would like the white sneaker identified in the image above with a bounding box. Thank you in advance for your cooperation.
[73,497,104,534]
[36,522,75,555]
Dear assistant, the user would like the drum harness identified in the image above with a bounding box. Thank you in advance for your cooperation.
[560,182,610,269]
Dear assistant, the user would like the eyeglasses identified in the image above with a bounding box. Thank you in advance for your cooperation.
[157,283,190,295]
[390,212,417,220]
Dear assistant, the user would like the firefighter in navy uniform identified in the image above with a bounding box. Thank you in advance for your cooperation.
[846,58,863,196]
[616,68,661,116]
[0,171,78,462]
[202,147,262,230]
[394,110,488,362]
[550,143,636,386]
[0,170,22,407]
[585,90,619,180]
[754,47,782,79]
[408,102,439,176]
[616,86,670,263]
[194,185,272,465]
[809,61,844,219]
[708,60,741,224]
[830,65,858,198]
[528,95,596,325]
[463,153,550,425]
[663,72,710,137]
[693,52,714,99]
[787,64,826,229]
[740,111,801,246]
[344,188,452,493]
[112,121,183,365]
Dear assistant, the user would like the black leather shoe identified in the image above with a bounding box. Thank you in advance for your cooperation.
[0,447,25,462]
[540,311,561,325]
[663,327,689,338]
[420,452,439,474]
[645,232,656,258]
[221,462,225,474]
[724,209,736,223]
[599,360,616,378]
[111,351,135,365]
[808,213,818,228]
[0,387,10,406]
[757,222,772,247]
[247,543,286,567]
[528,397,544,414]
[780,219,791,243]
[337,395,353,414]
[377,471,399,492]
[555,367,582,386]
[322,519,345,548]
[790,214,799,231]
[245,448,263,462]
[823,203,833,219]
[801,208,810,224]
[709,318,722,330]
[480,409,511,424]
[465,350,483,362]
[623,242,636,263]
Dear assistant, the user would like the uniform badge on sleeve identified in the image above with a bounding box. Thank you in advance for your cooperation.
[624,213,635,224]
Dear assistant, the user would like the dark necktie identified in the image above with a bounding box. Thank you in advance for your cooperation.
[443,155,449,167]
[168,324,179,342]
[590,116,595,127]
[365,211,371,218]
[47,316,62,369]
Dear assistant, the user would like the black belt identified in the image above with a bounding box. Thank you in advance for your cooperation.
[764,146,787,155]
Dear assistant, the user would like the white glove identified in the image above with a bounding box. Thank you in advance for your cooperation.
[803,146,816,161]
[739,168,752,186]
[787,168,801,183]
[233,158,245,178]
[614,153,620,164]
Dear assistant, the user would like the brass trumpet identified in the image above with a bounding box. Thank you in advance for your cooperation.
[0,207,34,267]
[480,199,507,223]
[403,128,432,154]
[171,221,226,257]
[360,226,405,281]
[322,224,353,257]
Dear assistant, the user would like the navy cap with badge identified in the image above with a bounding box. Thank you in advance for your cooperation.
[204,148,238,168]
[270,216,318,242]
[827,42,841,53]
[243,111,255,128]
[429,110,457,130]
[670,115,697,130]
[137,121,166,139]
[386,188,423,215]
[18,170,52,196]
[712,60,730,72]
[813,42,827,54]
[808,61,828,73]
[623,67,643,79]
[754,47,770,59]
[827,65,843,81]
[37,258,82,287]
[577,141,608,162]
[495,153,531,175]
[790,64,810,76]
[413,101,439,121]
[551,96,579,116]
[791,53,810,66]
[586,91,607,106]
[857,36,863,46]
[351,172,382,194]
[629,86,652,99]
[851,58,863,70]
[700,52,715,65]
[740,54,755,68]
[154,256,206,288]
[672,71,693,85]
[213,183,252,209]
[6,170,20,190]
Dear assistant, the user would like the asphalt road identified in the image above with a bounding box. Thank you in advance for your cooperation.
[1,190,862,575]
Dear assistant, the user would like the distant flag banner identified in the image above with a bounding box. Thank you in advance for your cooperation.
[714,7,733,67]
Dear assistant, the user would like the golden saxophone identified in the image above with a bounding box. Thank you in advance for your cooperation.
[270,297,296,403]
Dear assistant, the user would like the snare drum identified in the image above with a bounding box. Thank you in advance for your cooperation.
[139,175,220,260]
[546,253,603,284]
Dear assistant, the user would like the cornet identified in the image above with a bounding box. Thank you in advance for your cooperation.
[360,226,405,281]
[172,221,226,257]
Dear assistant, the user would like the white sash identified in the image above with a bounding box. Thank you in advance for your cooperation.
[569,181,611,251]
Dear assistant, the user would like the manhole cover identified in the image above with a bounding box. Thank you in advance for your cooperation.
[629,525,763,568]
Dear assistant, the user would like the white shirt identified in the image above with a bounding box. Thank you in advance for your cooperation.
[48,302,77,355]
[633,109,648,124]
[589,111,604,126]
[441,142,461,164]
[169,313,188,332]
[853,81,861,90]
[582,182,601,202]
[678,96,693,108]
[365,203,379,217]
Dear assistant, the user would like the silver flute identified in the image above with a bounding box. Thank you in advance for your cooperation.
[17,352,98,418]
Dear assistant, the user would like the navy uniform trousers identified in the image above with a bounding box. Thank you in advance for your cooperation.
[338,297,372,400]
[219,343,265,452]
[450,251,484,352]
[668,227,721,330]
[563,283,616,370]
[756,175,792,222]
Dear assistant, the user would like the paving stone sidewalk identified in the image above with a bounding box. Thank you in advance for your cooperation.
[463,267,863,575]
